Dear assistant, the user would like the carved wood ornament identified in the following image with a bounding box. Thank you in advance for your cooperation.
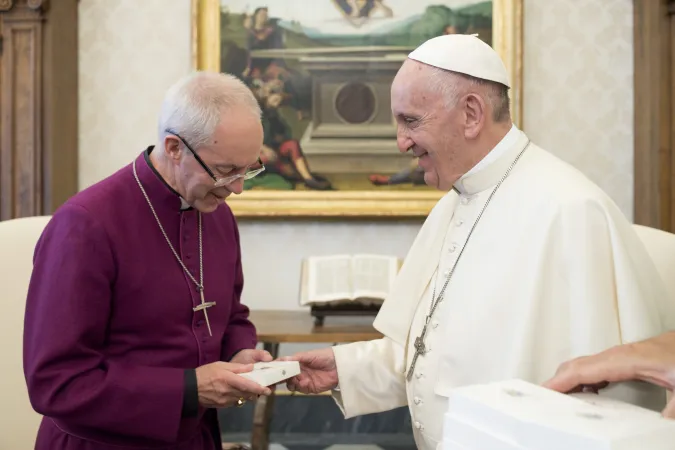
[0,0,77,221]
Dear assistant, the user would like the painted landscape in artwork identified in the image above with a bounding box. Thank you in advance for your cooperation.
[218,0,493,191]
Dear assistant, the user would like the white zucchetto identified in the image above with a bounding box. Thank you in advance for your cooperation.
[407,34,511,88]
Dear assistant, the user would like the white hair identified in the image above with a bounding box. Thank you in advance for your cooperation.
[158,71,261,148]
[426,65,510,122]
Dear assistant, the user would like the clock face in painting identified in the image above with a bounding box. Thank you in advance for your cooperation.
[219,0,493,192]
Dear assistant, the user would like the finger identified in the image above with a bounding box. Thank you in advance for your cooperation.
[227,363,254,374]
[543,355,628,393]
[663,396,675,419]
[228,373,273,396]
[250,349,273,362]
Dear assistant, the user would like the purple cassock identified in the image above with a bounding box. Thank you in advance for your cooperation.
[23,148,258,449]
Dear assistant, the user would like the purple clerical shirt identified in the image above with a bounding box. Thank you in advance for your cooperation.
[23,148,257,449]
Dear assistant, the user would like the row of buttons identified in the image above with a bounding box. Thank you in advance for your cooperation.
[409,196,473,438]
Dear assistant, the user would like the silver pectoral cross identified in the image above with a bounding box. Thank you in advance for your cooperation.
[193,287,216,337]
[405,321,429,381]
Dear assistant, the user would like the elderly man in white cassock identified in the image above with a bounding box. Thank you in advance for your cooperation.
[284,34,675,450]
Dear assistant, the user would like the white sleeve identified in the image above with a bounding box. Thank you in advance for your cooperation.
[330,337,408,418]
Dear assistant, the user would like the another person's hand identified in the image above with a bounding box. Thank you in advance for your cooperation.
[195,361,271,409]
[230,348,273,365]
[283,348,339,394]
[542,332,675,417]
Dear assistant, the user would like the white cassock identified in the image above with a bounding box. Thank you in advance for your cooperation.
[331,125,675,450]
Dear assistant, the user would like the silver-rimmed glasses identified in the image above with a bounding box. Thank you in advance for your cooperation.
[165,128,265,187]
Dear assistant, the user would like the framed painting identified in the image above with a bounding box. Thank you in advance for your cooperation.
[192,0,523,218]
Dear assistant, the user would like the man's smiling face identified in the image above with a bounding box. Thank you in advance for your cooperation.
[390,59,468,191]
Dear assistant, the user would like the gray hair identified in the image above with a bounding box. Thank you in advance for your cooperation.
[426,66,511,123]
[158,71,261,148]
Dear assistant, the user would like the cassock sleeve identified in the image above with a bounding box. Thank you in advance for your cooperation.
[331,337,408,418]
[220,212,257,361]
[23,204,187,443]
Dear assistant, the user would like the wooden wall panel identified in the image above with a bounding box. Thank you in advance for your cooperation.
[0,0,77,221]
[1,9,43,219]
[634,0,675,230]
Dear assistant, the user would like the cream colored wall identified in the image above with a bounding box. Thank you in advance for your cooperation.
[78,0,634,311]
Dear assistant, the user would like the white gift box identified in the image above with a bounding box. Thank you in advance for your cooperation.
[441,379,675,450]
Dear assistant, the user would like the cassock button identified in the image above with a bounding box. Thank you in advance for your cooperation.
[414,396,421,405]
[448,243,458,253]
[443,269,451,277]
[415,372,423,379]
[432,321,438,328]
[455,218,464,226]
[461,196,471,205]
[415,421,424,431]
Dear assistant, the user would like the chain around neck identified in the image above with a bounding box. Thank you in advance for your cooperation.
[132,159,204,291]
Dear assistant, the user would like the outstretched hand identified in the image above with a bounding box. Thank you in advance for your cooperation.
[542,331,675,418]
[281,348,339,394]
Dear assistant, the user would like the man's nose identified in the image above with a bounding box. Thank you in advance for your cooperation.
[397,133,413,154]
[227,178,245,195]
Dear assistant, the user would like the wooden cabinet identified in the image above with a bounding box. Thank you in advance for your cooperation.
[0,0,78,220]
[634,0,675,230]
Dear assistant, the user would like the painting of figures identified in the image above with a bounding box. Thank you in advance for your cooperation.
[193,0,522,217]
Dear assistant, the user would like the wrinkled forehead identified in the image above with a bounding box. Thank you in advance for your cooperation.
[391,60,438,112]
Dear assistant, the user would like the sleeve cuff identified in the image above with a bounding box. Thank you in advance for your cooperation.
[182,369,199,418]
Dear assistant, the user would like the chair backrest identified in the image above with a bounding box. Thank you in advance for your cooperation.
[632,224,675,305]
[0,216,52,449]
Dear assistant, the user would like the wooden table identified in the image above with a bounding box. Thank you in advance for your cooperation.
[246,310,383,450]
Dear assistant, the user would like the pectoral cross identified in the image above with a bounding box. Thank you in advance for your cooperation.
[193,287,216,337]
[405,317,430,381]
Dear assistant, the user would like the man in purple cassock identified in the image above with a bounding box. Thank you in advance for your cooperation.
[23,72,273,450]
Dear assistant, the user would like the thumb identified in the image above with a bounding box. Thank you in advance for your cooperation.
[662,394,675,419]
[228,363,254,374]
[259,350,273,362]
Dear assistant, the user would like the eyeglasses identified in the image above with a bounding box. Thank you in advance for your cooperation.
[165,129,265,187]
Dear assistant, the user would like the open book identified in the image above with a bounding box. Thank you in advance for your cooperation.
[299,254,401,306]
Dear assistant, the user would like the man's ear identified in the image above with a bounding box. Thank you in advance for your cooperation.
[463,93,486,140]
[163,135,182,162]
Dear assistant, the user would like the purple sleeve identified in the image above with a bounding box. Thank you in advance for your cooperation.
[23,204,186,443]
[220,214,257,361]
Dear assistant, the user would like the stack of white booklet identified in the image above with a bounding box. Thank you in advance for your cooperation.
[441,379,675,450]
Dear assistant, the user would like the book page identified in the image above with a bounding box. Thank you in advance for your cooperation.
[351,254,399,302]
[304,255,353,304]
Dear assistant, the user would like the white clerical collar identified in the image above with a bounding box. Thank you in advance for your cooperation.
[180,197,190,210]
[453,125,530,196]
[463,124,519,178]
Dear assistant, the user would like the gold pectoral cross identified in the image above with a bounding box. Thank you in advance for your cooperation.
[406,318,429,381]
[193,287,216,337]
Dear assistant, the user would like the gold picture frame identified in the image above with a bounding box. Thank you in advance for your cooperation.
[192,0,523,218]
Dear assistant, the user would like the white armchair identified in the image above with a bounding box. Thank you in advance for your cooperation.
[0,216,52,449]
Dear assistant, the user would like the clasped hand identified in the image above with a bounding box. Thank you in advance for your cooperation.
[195,349,273,409]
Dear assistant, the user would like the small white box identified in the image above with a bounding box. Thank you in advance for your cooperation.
[239,361,301,387]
